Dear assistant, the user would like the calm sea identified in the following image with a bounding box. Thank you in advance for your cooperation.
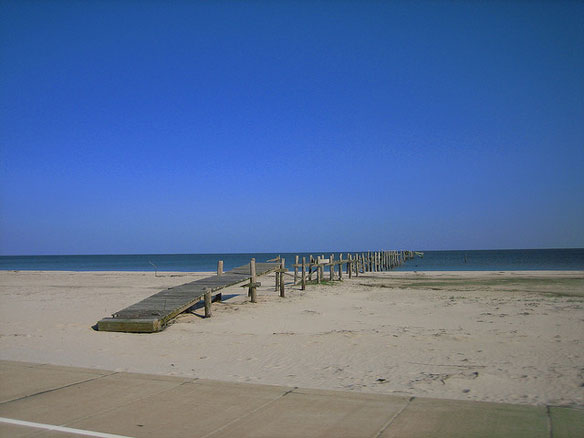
[0,249,582,272]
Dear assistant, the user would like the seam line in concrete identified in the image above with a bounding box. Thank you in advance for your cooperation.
[0,372,118,405]
[373,396,415,438]
[546,405,554,438]
[199,387,298,438]
[59,380,196,430]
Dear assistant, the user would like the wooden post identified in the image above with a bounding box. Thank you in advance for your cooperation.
[308,255,313,281]
[355,253,359,277]
[329,254,335,281]
[294,255,299,285]
[217,260,223,276]
[280,258,286,298]
[347,254,352,279]
[339,254,343,280]
[250,258,257,303]
[317,256,323,283]
[204,290,212,318]
[301,257,306,291]
[346,254,351,276]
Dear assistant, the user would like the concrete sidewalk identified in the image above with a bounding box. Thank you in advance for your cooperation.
[0,361,581,437]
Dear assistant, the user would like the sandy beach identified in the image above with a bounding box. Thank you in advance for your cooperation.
[0,269,582,407]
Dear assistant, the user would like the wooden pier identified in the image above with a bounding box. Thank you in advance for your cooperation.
[97,261,280,333]
[98,250,421,333]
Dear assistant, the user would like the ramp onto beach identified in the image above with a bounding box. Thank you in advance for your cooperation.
[97,262,279,333]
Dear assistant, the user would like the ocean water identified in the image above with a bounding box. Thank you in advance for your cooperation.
[0,249,582,272]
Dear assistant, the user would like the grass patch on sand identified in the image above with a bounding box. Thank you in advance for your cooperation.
[305,279,340,286]
[363,277,584,297]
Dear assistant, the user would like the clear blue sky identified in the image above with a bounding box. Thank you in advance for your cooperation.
[1,1,583,255]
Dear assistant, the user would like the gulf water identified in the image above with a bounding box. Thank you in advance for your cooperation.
[0,249,582,272]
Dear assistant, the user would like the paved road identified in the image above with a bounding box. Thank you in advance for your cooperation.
[0,361,581,437]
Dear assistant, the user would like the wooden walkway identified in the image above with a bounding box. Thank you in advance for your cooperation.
[97,262,280,333]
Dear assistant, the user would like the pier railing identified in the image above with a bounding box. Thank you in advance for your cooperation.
[229,250,419,304]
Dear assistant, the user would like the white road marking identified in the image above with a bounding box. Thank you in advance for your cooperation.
[0,417,135,438]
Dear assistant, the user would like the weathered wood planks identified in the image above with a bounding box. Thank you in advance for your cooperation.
[97,262,279,333]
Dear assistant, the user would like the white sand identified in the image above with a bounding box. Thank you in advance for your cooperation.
[0,269,582,407]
